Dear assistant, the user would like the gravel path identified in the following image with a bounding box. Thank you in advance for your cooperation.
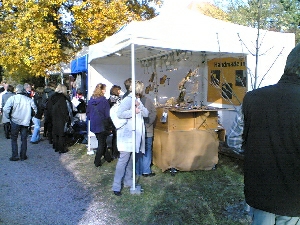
[0,123,117,225]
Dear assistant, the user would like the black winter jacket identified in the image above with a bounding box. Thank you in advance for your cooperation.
[242,74,300,216]
[47,93,71,136]
[33,93,44,119]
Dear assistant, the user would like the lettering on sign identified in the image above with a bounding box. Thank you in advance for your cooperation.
[214,61,246,68]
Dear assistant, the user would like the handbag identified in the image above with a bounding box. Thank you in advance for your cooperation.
[93,105,115,135]
[110,100,127,129]
[103,117,115,135]
[64,123,75,135]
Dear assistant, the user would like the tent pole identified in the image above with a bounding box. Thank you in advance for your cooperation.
[130,43,142,195]
[87,63,94,155]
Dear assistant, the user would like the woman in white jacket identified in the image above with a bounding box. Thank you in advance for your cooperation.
[112,80,149,196]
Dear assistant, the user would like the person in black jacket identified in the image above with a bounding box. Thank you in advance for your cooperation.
[23,83,33,135]
[242,43,300,224]
[47,84,73,153]
[30,87,44,144]
[42,82,56,141]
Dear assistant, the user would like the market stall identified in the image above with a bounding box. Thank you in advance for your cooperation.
[88,6,295,133]
[87,4,295,174]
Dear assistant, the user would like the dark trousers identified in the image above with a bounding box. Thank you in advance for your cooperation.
[11,121,28,159]
[3,122,11,139]
[53,134,66,153]
[28,119,33,135]
[94,132,107,166]
[47,122,53,144]
[106,130,119,159]
[43,117,49,136]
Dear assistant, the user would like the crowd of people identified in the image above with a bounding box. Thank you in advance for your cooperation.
[0,81,87,160]
[0,77,158,197]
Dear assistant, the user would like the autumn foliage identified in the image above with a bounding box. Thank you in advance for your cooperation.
[0,0,156,80]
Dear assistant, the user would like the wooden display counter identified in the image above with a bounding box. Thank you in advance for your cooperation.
[153,107,226,172]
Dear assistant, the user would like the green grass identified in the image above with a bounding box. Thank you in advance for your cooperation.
[65,144,251,225]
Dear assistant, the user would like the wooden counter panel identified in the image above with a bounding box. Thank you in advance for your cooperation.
[153,129,219,171]
[155,107,220,131]
[168,111,195,131]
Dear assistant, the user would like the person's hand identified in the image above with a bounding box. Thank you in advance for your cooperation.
[135,106,140,114]
[135,100,140,107]
[135,99,141,114]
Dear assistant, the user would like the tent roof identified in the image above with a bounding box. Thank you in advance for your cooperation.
[88,7,294,64]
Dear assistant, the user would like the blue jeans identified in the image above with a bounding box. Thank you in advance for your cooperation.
[11,121,28,159]
[30,117,41,142]
[136,136,153,176]
[251,207,300,225]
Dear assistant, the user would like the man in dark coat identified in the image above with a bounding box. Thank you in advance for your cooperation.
[42,82,56,139]
[242,43,300,224]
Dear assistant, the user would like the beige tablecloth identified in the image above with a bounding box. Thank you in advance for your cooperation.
[153,129,219,171]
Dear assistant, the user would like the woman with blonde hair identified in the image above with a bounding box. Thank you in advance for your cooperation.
[47,84,73,153]
[112,80,149,196]
[86,83,111,167]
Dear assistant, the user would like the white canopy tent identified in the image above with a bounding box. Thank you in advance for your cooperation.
[88,6,295,129]
[87,5,295,190]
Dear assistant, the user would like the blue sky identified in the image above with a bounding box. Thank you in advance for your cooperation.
[153,0,229,14]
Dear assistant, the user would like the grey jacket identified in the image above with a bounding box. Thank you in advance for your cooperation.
[1,91,16,123]
[3,94,37,126]
[141,96,157,138]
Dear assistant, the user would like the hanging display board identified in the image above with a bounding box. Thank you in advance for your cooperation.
[207,57,247,106]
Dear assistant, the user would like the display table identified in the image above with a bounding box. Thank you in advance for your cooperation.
[153,107,226,172]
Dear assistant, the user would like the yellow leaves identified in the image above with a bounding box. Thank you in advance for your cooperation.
[23,57,31,67]
[0,1,65,78]
[0,0,156,78]
[71,0,132,44]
